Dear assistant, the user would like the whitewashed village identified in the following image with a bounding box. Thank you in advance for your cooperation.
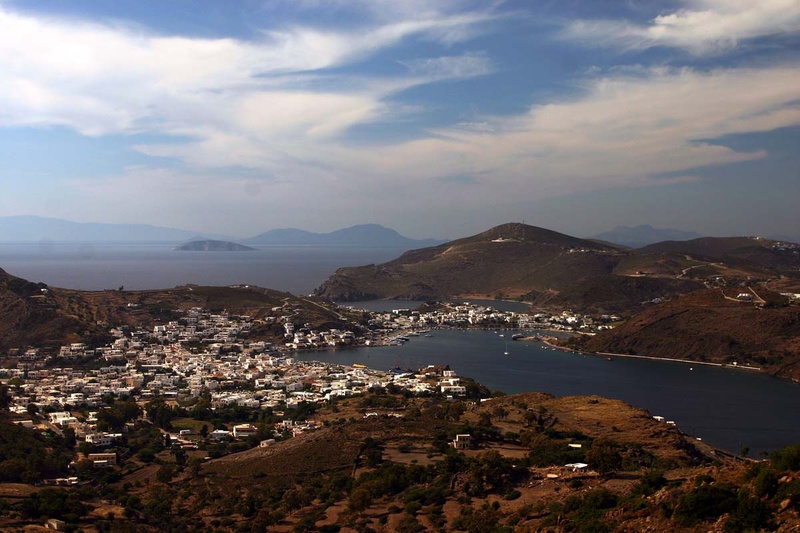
[0,299,616,482]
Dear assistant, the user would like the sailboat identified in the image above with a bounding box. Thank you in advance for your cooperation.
[503,342,509,356]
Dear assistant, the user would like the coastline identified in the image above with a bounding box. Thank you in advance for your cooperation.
[538,337,763,373]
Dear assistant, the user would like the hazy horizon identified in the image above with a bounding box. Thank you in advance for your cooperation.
[0,1,798,240]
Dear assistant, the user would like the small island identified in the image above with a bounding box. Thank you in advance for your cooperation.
[173,239,257,252]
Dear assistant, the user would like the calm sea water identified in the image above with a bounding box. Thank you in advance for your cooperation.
[296,329,800,455]
[0,242,410,294]
[2,242,798,454]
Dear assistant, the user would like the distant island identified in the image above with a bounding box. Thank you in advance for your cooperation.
[173,240,256,252]
[244,223,445,248]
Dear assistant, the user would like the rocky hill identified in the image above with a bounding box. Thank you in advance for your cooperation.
[0,267,352,354]
[316,223,800,316]
[570,288,800,380]
[315,223,701,314]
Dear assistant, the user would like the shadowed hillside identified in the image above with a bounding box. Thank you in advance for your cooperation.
[316,223,702,314]
[0,267,353,353]
[316,223,800,317]
[572,289,800,380]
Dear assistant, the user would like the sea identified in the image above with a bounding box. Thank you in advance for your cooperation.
[2,241,799,454]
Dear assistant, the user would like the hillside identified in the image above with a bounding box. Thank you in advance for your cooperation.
[316,223,800,316]
[0,267,353,353]
[5,389,800,532]
[572,289,800,380]
[316,223,703,314]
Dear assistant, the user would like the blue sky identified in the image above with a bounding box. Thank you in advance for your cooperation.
[0,0,798,239]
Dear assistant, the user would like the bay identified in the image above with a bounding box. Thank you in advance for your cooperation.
[2,241,798,455]
[295,329,800,455]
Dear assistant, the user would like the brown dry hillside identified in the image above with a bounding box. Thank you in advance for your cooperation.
[0,267,354,352]
[574,289,800,380]
[316,223,704,314]
[316,223,800,315]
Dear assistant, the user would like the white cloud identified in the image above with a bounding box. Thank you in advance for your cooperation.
[2,3,799,237]
[400,52,494,80]
[341,65,800,199]
[72,63,800,236]
[0,4,493,136]
[562,0,800,54]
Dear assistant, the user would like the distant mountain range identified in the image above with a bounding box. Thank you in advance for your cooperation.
[0,216,444,248]
[0,216,231,242]
[589,225,702,248]
[243,224,445,247]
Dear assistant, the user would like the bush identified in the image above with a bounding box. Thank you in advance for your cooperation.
[633,469,667,496]
[770,444,800,472]
[723,489,775,533]
[673,485,737,527]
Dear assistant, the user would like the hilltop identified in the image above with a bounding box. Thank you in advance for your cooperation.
[316,223,800,314]
[316,223,701,314]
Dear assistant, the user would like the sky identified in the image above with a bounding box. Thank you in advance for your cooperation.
[0,0,798,240]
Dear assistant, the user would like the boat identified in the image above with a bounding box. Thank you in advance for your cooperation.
[352,363,367,369]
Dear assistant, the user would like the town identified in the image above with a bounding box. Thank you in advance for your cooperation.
[0,300,616,475]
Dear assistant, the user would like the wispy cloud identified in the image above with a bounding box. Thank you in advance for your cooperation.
[346,65,800,198]
[400,52,494,81]
[561,0,800,54]
[0,4,495,137]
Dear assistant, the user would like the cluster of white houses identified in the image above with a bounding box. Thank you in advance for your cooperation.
[355,302,617,334]
[2,305,484,457]
[2,301,618,466]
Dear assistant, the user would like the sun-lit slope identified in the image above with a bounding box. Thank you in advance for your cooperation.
[316,223,621,299]
[316,223,706,313]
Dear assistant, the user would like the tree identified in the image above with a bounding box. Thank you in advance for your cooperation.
[586,439,623,476]
[0,385,9,410]
[156,463,177,484]
[172,445,187,467]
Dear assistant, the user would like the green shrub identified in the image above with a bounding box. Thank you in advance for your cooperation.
[633,469,667,496]
[723,489,775,533]
[770,444,800,472]
[673,484,737,527]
